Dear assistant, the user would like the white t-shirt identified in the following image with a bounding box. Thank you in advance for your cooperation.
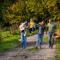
[19,23,25,31]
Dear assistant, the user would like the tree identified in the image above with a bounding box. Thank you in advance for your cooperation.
[0,0,60,29]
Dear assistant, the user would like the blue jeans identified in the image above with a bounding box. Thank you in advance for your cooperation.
[21,31,27,49]
[48,32,54,47]
[36,34,44,46]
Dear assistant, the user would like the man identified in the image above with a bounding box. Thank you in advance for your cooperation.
[19,22,27,49]
[47,19,55,48]
[36,20,45,48]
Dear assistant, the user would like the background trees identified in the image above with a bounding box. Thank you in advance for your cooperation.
[0,0,60,29]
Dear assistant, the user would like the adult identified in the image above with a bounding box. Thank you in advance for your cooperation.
[47,19,56,48]
[36,20,45,48]
[19,22,27,49]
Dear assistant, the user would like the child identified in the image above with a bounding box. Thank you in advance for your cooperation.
[29,18,35,33]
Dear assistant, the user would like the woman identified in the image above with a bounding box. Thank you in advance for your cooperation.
[19,22,27,49]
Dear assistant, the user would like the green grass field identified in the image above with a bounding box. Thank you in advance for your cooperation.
[0,29,39,52]
[0,31,20,52]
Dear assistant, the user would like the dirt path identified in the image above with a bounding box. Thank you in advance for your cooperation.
[27,45,56,60]
[0,34,56,60]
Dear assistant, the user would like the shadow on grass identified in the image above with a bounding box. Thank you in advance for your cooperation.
[0,39,20,53]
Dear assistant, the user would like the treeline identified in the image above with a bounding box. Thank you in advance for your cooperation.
[0,0,60,29]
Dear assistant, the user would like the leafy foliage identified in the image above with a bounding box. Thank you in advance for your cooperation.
[0,0,60,27]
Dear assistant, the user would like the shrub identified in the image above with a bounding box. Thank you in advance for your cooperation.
[0,33,3,43]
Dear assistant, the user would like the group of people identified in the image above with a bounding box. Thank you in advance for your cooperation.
[19,18,56,49]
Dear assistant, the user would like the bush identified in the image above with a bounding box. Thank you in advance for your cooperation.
[0,33,3,43]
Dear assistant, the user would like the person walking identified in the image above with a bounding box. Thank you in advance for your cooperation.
[36,20,45,48]
[29,18,35,33]
[19,22,27,49]
[47,19,56,48]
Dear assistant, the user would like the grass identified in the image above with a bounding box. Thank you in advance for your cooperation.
[0,31,20,52]
[0,26,52,53]
[0,29,39,52]
[26,29,38,37]
[55,39,60,60]
[43,34,49,42]
[27,47,39,53]
[0,38,20,52]
[0,29,49,52]
[0,42,17,52]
